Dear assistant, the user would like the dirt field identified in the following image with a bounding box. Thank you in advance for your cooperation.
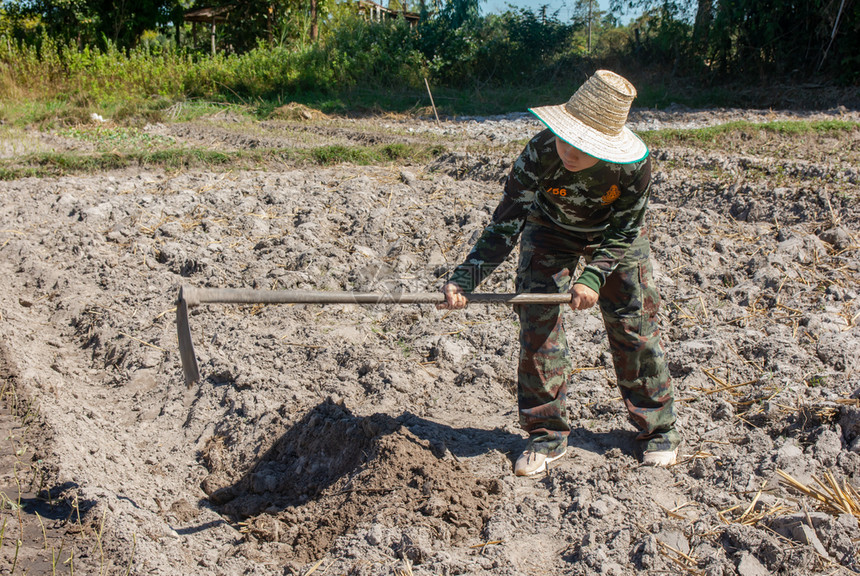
[1,106,859,576]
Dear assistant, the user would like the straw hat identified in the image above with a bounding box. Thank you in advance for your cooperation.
[529,70,648,164]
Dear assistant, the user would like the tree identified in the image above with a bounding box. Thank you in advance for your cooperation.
[441,0,479,28]
[708,0,846,78]
[95,0,185,47]
[608,0,860,82]
[691,0,711,54]
[571,0,606,53]
[2,0,98,46]
[1,0,184,48]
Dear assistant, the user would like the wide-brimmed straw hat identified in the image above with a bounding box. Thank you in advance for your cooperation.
[529,70,648,164]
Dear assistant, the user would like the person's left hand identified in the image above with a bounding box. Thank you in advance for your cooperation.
[569,283,598,311]
[437,282,468,310]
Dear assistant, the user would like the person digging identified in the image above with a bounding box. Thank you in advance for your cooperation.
[438,70,680,476]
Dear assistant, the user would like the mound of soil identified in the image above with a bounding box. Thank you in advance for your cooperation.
[202,399,501,565]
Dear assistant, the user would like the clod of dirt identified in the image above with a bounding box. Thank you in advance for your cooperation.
[203,399,502,564]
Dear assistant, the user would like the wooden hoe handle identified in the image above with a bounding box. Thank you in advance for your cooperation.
[176,285,572,386]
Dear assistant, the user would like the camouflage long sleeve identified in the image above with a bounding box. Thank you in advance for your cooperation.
[446,137,542,292]
[575,162,651,293]
[447,129,651,293]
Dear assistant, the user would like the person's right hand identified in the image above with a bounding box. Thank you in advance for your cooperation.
[569,283,598,311]
[437,282,468,310]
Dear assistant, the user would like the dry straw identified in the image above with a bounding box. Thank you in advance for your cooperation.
[657,539,701,573]
[777,469,860,519]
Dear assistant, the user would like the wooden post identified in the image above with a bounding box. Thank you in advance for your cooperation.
[210,17,216,55]
[424,77,440,126]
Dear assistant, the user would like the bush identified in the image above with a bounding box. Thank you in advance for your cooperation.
[322,14,427,89]
[418,7,582,88]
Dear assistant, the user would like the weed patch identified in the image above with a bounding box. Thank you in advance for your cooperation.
[0,143,448,179]
[642,120,860,149]
[60,126,176,151]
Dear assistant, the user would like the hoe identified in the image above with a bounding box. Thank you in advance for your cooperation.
[176,285,573,385]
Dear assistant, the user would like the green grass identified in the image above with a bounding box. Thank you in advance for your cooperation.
[0,142,448,180]
[2,31,857,126]
[301,84,578,117]
[759,119,859,133]
[0,150,240,179]
[307,142,442,165]
[0,84,560,126]
[5,61,857,125]
[640,120,860,148]
[0,97,234,129]
[2,116,854,180]
[60,126,176,150]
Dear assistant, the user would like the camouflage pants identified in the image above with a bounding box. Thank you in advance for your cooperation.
[515,213,678,454]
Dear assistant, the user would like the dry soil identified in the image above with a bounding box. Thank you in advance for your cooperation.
[0,106,859,576]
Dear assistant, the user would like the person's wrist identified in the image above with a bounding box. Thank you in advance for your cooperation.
[574,270,601,294]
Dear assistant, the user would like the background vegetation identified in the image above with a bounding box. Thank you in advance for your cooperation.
[0,0,858,123]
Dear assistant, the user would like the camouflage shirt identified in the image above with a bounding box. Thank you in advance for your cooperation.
[448,129,652,293]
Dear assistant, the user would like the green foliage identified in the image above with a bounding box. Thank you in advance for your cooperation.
[613,4,698,76]
[0,35,337,110]
[419,6,583,87]
[806,375,826,388]
[0,0,857,122]
[641,120,860,149]
[322,13,426,89]
[438,0,481,29]
[0,141,447,179]
[1,0,183,50]
[216,0,339,52]
[2,3,594,109]
[611,0,860,83]
[60,125,176,150]
[222,0,293,52]
[309,142,443,164]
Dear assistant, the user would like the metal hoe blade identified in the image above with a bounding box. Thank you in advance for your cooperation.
[176,286,201,385]
[176,285,572,386]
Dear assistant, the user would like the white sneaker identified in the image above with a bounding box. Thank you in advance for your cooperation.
[514,447,567,476]
[642,448,677,467]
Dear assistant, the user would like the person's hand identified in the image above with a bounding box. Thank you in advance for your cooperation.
[569,283,598,311]
[437,282,468,310]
